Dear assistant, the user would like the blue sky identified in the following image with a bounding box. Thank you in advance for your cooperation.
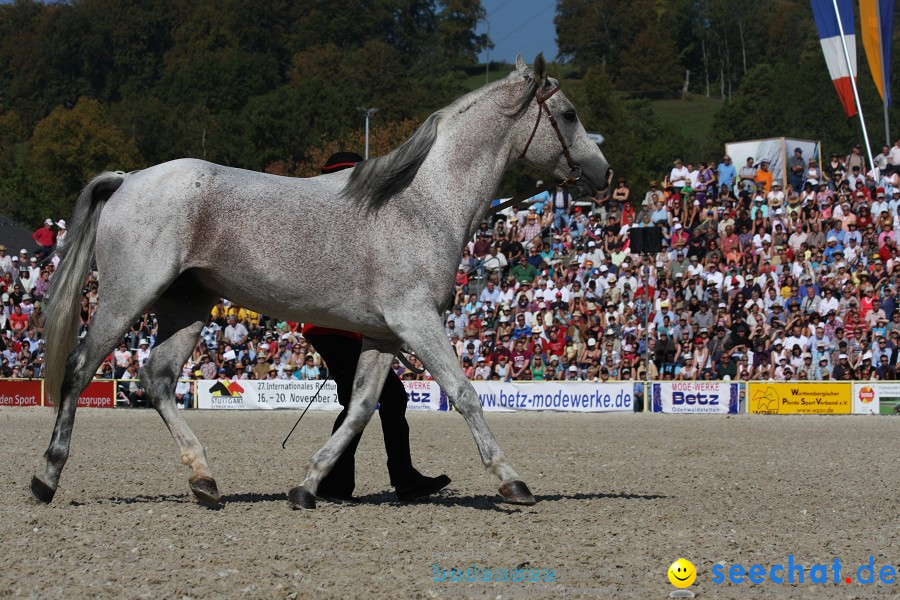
[0,0,558,65]
[475,0,558,65]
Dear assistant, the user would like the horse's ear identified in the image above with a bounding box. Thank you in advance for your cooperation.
[515,54,528,75]
[533,52,547,88]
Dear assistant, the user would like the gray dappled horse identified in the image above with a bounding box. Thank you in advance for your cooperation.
[32,54,610,509]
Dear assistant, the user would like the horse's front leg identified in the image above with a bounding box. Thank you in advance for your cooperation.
[395,313,535,505]
[287,337,400,509]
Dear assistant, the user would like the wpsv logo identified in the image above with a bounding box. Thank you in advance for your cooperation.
[751,386,781,413]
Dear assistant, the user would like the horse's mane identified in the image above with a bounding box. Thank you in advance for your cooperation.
[343,111,443,212]
[343,74,539,212]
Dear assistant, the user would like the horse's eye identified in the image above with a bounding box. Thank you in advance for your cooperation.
[562,110,577,123]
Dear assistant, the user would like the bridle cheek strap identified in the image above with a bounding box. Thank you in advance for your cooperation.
[518,85,581,186]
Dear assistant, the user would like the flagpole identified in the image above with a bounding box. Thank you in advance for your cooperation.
[886,100,891,148]
[831,0,875,171]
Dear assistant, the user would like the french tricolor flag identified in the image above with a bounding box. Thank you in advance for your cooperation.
[811,0,858,117]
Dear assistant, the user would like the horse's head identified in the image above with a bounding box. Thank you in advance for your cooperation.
[511,53,610,196]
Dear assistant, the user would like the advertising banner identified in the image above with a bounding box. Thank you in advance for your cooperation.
[195,378,444,411]
[401,380,446,412]
[470,381,634,413]
[0,379,43,407]
[197,378,340,410]
[852,382,892,415]
[747,382,852,415]
[79,380,116,408]
[651,381,739,414]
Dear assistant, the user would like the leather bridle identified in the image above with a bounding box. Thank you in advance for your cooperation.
[486,83,591,217]
[519,85,582,186]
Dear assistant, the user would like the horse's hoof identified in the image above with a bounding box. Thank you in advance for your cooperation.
[499,480,536,505]
[189,476,221,505]
[288,486,317,510]
[30,476,56,504]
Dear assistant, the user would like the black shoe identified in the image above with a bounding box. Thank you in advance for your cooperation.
[395,474,451,501]
[316,490,356,503]
[316,481,356,503]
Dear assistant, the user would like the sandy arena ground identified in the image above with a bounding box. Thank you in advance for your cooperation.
[1,408,898,599]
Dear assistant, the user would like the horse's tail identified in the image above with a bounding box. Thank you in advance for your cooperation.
[45,171,128,407]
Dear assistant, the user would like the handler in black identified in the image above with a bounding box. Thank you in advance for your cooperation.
[304,151,451,502]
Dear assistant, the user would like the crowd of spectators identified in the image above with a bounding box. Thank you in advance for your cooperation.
[4,139,900,388]
[449,140,900,383]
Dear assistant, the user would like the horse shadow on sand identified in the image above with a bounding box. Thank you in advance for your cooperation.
[90,489,667,513]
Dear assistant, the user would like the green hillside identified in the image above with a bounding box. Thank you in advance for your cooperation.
[650,93,722,143]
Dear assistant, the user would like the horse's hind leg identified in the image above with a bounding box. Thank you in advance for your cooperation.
[288,337,399,509]
[141,291,220,504]
[31,308,139,504]
[396,313,535,505]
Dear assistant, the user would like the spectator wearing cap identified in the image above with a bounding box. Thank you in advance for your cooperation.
[823,234,844,263]
[669,223,689,259]
[54,220,67,250]
[32,219,56,260]
[803,158,823,190]
[134,337,151,367]
[473,356,492,380]
[231,362,250,380]
[833,353,855,380]
[767,181,785,207]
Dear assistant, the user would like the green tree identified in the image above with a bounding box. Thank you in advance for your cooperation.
[616,24,683,96]
[27,97,141,218]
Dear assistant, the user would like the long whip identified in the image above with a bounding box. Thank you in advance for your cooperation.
[281,376,330,449]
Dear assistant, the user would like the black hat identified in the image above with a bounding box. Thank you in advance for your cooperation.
[322,152,363,174]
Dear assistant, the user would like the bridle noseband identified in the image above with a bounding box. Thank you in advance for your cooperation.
[519,84,582,187]
[486,82,609,219]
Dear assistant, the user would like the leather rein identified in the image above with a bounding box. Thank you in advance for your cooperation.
[488,84,584,217]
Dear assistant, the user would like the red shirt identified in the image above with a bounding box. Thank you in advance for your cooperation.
[10,312,29,331]
[549,334,566,358]
[510,349,531,371]
[300,323,361,341]
[33,226,55,247]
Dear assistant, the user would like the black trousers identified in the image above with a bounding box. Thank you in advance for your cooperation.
[305,333,416,494]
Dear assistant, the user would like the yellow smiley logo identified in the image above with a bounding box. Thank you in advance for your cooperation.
[668,558,697,588]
